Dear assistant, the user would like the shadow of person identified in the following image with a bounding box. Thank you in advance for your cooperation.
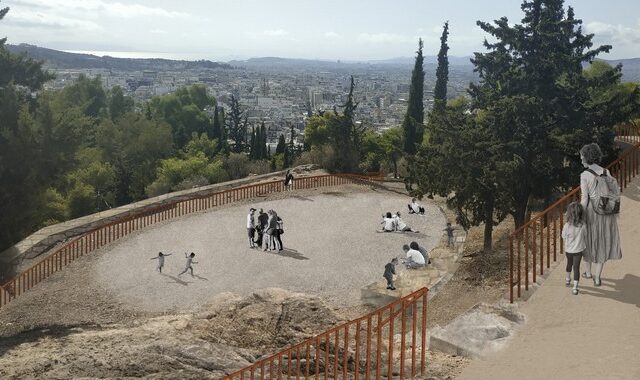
[193,274,209,281]
[274,248,309,261]
[292,195,314,202]
[160,273,189,286]
[580,274,640,308]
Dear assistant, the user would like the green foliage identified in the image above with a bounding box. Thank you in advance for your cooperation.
[67,182,98,219]
[433,22,450,113]
[184,132,219,159]
[146,152,228,197]
[108,86,134,121]
[276,134,286,154]
[403,39,425,154]
[226,95,248,153]
[57,74,107,119]
[223,152,251,179]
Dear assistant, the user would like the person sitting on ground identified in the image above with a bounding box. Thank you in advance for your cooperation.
[402,244,426,269]
[393,211,419,233]
[408,198,425,215]
[383,258,398,290]
[410,241,431,265]
[380,212,397,232]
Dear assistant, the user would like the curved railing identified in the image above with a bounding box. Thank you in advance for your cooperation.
[0,173,383,309]
[508,124,640,303]
[222,287,429,380]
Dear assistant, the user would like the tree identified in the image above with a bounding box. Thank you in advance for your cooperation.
[276,134,286,154]
[249,127,257,160]
[469,0,617,229]
[380,127,403,178]
[108,86,134,121]
[226,95,248,153]
[402,39,425,154]
[433,21,450,113]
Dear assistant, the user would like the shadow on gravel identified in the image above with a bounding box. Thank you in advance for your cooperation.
[161,273,189,286]
[580,274,640,308]
[271,248,309,261]
[292,195,314,202]
[0,324,100,357]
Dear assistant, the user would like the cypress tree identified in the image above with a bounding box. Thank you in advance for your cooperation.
[433,21,449,112]
[403,39,425,154]
[211,106,221,142]
[276,134,286,154]
[249,127,256,160]
[262,123,269,159]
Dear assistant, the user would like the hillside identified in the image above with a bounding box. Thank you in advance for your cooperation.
[6,44,233,71]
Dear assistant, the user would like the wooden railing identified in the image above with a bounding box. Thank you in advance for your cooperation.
[222,287,429,380]
[0,173,382,309]
[508,125,640,303]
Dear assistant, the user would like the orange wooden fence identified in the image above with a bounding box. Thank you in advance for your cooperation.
[509,125,640,303]
[222,287,429,380]
[0,173,382,309]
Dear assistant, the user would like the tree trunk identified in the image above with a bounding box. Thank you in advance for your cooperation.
[393,159,398,179]
[483,195,495,252]
[513,191,531,229]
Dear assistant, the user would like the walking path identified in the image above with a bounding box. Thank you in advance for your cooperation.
[458,176,640,380]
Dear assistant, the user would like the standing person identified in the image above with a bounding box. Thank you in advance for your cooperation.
[383,258,398,290]
[402,244,425,269]
[247,208,256,248]
[150,252,172,273]
[274,212,284,251]
[263,210,276,251]
[444,222,455,247]
[579,143,622,286]
[255,209,268,247]
[408,198,425,215]
[178,252,198,277]
[409,241,430,265]
[380,212,397,232]
[284,169,294,191]
[562,202,587,295]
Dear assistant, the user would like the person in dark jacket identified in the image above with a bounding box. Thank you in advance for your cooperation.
[254,209,269,246]
[383,258,398,290]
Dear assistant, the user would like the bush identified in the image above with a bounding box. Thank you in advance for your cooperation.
[223,153,250,179]
[67,182,97,219]
[248,159,271,175]
[146,153,229,197]
[292,144,338,171]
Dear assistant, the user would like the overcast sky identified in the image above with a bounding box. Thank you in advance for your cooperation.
[2,0,639,61]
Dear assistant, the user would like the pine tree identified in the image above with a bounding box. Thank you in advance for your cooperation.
[226,95,247,153]
[249,127,256,160]
[276,134,286,154]
[402,39,425,154]
[433,21,449,113]
[211,106,221,141]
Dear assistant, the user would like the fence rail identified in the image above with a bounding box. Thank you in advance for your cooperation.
[509,124,640,303]
[222,287,429,380]
[0,173,382,309]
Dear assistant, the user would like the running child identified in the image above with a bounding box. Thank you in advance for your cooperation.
[383,258,398,290]
[150,251,171,273]
[562,202,587,295]
[178,252,198,277]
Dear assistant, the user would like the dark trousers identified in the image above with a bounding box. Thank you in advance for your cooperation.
[565,251,583,281]
[274,231,283,250]
[384,275,394,288]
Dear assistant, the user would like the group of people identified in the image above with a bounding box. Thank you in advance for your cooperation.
[562,143,622,295]
[247,208,285,251]
[151,251,198,277]
[380,211,419,233]
[383,241,431,290]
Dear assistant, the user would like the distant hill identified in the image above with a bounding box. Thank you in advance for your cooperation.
[597,58,640,83]
[6,44,233,71]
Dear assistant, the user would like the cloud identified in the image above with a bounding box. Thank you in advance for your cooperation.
[6,9,102,31]
[357,33,414,44]
[12,0,189,19]
[263,29,289,37]
[324,31,340,39]
[150,29,168,35]
[585,20,640,44]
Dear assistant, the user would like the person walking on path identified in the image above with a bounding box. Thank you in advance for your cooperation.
[562,202,587,295]
[579,143,622,286]
[178,252,198,277]
[247,208,256,248]
[151,252,171,273]
[383,258,398,290]
[284,169,294,191]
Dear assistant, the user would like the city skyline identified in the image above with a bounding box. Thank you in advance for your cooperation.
[2,0,640,61]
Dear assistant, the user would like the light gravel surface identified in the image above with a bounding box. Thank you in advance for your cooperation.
[93,187,445,312]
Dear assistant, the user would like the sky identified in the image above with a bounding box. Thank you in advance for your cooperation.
[1,0,639,61]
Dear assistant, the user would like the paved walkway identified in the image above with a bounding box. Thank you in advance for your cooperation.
[458,176,640,379]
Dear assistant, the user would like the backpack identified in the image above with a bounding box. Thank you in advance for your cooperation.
[586,169,621,215]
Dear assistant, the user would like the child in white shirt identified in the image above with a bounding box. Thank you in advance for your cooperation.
[561,202,587,295]
[178,252,198,277]
[150,251,171,273]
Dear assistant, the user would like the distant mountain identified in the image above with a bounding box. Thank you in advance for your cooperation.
[598,58,640,83]
[6,44,232,71]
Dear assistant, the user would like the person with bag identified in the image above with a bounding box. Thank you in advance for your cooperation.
[579,143,622,286]
[274,212,284,251]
